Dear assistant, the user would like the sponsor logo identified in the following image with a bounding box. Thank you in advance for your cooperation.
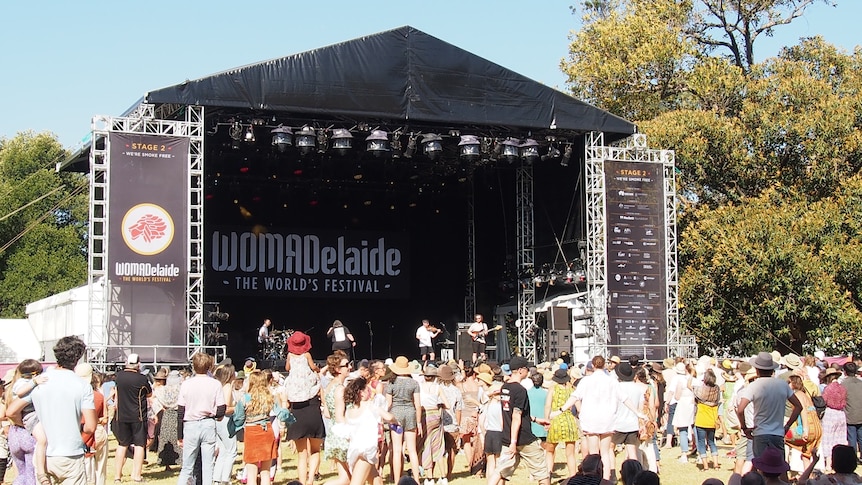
[122,203,175,256]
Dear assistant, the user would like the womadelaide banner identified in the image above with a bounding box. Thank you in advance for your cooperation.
[207,227,410,299]
[108,133,188,362]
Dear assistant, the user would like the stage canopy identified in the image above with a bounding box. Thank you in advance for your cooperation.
[62,26,635,171]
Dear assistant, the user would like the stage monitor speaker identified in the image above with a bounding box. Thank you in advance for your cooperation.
[546,329,571,361]
[456,328,473,363]
[549,307,571,331]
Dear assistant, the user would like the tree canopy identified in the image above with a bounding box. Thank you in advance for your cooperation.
[564,0,862,354]
[0,132,88,317]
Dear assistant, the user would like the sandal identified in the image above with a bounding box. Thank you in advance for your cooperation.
[37,474,51,485]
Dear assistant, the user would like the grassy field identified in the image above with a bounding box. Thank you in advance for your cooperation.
[74,437,739,485]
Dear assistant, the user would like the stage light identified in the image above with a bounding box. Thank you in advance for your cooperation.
[519,139,540,164]
[501,138,520,163]
[459,135,481,162]
[295,126,317,156]
[560,144,573,167]
[271,125,293,153]
[331,128,353,156]
[421,133,443,161]
[403,135,418,158]
[541,145,561,162]
[390,135,402,159]
[244,125,256,142]
[229,121,243,150]
[366,130,391,157]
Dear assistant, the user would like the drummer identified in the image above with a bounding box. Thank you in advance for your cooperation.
[258,318,272,357]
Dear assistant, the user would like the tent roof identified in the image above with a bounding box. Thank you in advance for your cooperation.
[145,26,635,137]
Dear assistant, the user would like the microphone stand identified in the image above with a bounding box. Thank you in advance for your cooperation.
[367,321,373,359]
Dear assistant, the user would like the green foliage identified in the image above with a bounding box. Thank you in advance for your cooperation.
[0,132,87,317]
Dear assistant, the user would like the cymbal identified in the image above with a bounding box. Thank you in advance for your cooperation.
[271,330,284,335]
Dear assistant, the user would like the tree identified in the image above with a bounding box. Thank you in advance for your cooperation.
[0,132,88,317]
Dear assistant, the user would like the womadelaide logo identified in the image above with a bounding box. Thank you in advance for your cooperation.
[121,203,175,255]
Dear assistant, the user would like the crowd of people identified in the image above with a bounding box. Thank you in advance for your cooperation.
[0,330,861,485]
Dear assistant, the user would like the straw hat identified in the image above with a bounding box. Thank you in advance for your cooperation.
[783,353,802,370]
[389,356,420,376]
[437,365,455,381]
[74,362,94,383]
[423,364,439,377]
[287,331,312,354]
[477,372,494,386]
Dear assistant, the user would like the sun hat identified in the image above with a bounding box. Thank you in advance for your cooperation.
[287,331,312,354]
[750,352,779,370]
[552,368,570,384]
[437,364,455,381]
[770,350,782,365]
[615,362,635,381]
[569,367,583,380]
[476,363,492,375]
[744,367,757,381]
[783,353,802,370]
[752,446,790,474]
[722,359,733,371]
[477,372,494,386]
[610,355,621,364]
[509,356,530,371]
[674,362,686,375]
[389,356,420,376]
[738,362,752,374]
[662,357,675,369]
[423,364,439,377]
[824,367,842,379]
[75,362,94,382]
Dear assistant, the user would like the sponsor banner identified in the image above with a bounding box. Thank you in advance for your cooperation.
[207,227,409,298]
[604,160,668,360]
[108,133,188,362]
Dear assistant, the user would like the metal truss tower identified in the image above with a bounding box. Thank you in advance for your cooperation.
[516,164,536,362]
[464,180,476,322]
[87,104,205,366]
[584,133,680,357]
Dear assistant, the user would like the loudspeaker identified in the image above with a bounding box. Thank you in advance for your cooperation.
[546,329,571,361]
[456,329,473,363]
[549,307,570,331]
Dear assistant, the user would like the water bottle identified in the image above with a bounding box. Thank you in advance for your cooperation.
[389,423,403,434]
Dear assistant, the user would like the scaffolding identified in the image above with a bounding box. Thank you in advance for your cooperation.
[87,104,206,367]
[584,133,681,358]
[516,164,536,362]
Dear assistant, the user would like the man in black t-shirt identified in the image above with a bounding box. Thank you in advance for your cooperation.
[487,356,550,485]
[112,353,152,483]
[326,319,356,352]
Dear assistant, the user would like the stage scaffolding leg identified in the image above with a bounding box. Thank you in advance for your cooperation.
[464,179,476,322]
[585,132,608,358]
[516,164,536,362]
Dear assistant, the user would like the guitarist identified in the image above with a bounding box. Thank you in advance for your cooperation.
[467,313,490,363]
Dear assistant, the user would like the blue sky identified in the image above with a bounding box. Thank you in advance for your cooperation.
[1,1,858,150]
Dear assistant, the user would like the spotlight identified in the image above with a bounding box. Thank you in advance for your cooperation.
[421,133,443,161]
[501,138,520,164]
[331,128,353,156]
[244,125,256,142]
[541,145,561,162]
[519,139,540,164]
[229,121,243,150]
[403,135,418,158]
[560,144,573,167]
[271,125,293,153]
[366,130,391,157]
[458,135,481,162]
[295,126,317,156]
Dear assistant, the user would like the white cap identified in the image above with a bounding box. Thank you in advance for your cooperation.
[126,353,140,366]
[814,350,826,360]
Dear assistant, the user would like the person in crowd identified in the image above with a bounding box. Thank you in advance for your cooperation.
[786,374,822,473]
[821,367,848,470]
[10,336,96,485]
[619,459,643,485]
[798,445,862,484]
[544,368,579,478]
[176,352,225,485]
[486,356,550,485]
[565,453,612,485]
[258,319,272,357]
[234,370,278,485]
[693,368,722,470]
[671,362,696,463]
[456,363,482,476]
[283,331,324,485]
[386,356,422,482]
[418,364,446,485]
[613,362,647,463]
[415,320,442,363]
[477,372,502,481]
[750,445,791,484]
[557,356,635,481]
[75,363,108,485]
[113,354,152,483]
[722,362,741,457]
[343,377,400,485]
[437,364,462,485]
[841,362,862,462]
[213,364,237,485]
[264,369,288,479]
[152,369,182,471]
[7,359,48,485]
[737,352,803,458]
[326,320,356,354]
[322,352,351,485]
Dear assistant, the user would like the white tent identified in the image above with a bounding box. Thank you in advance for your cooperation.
[0,319,41,363]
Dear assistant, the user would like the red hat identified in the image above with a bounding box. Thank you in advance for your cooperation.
[287,331,312,354]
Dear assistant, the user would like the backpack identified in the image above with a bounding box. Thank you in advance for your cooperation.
[811,395,827,419]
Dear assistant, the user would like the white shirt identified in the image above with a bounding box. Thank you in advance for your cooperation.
[468,321,488,344]
[573,370,625,434]
[416,326,434,347]
[258,325,269,343]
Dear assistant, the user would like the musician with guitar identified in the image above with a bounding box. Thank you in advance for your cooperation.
[416,319,442,362]
[467,314,502,363]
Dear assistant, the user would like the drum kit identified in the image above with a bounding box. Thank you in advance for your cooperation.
[263,329,294,360]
